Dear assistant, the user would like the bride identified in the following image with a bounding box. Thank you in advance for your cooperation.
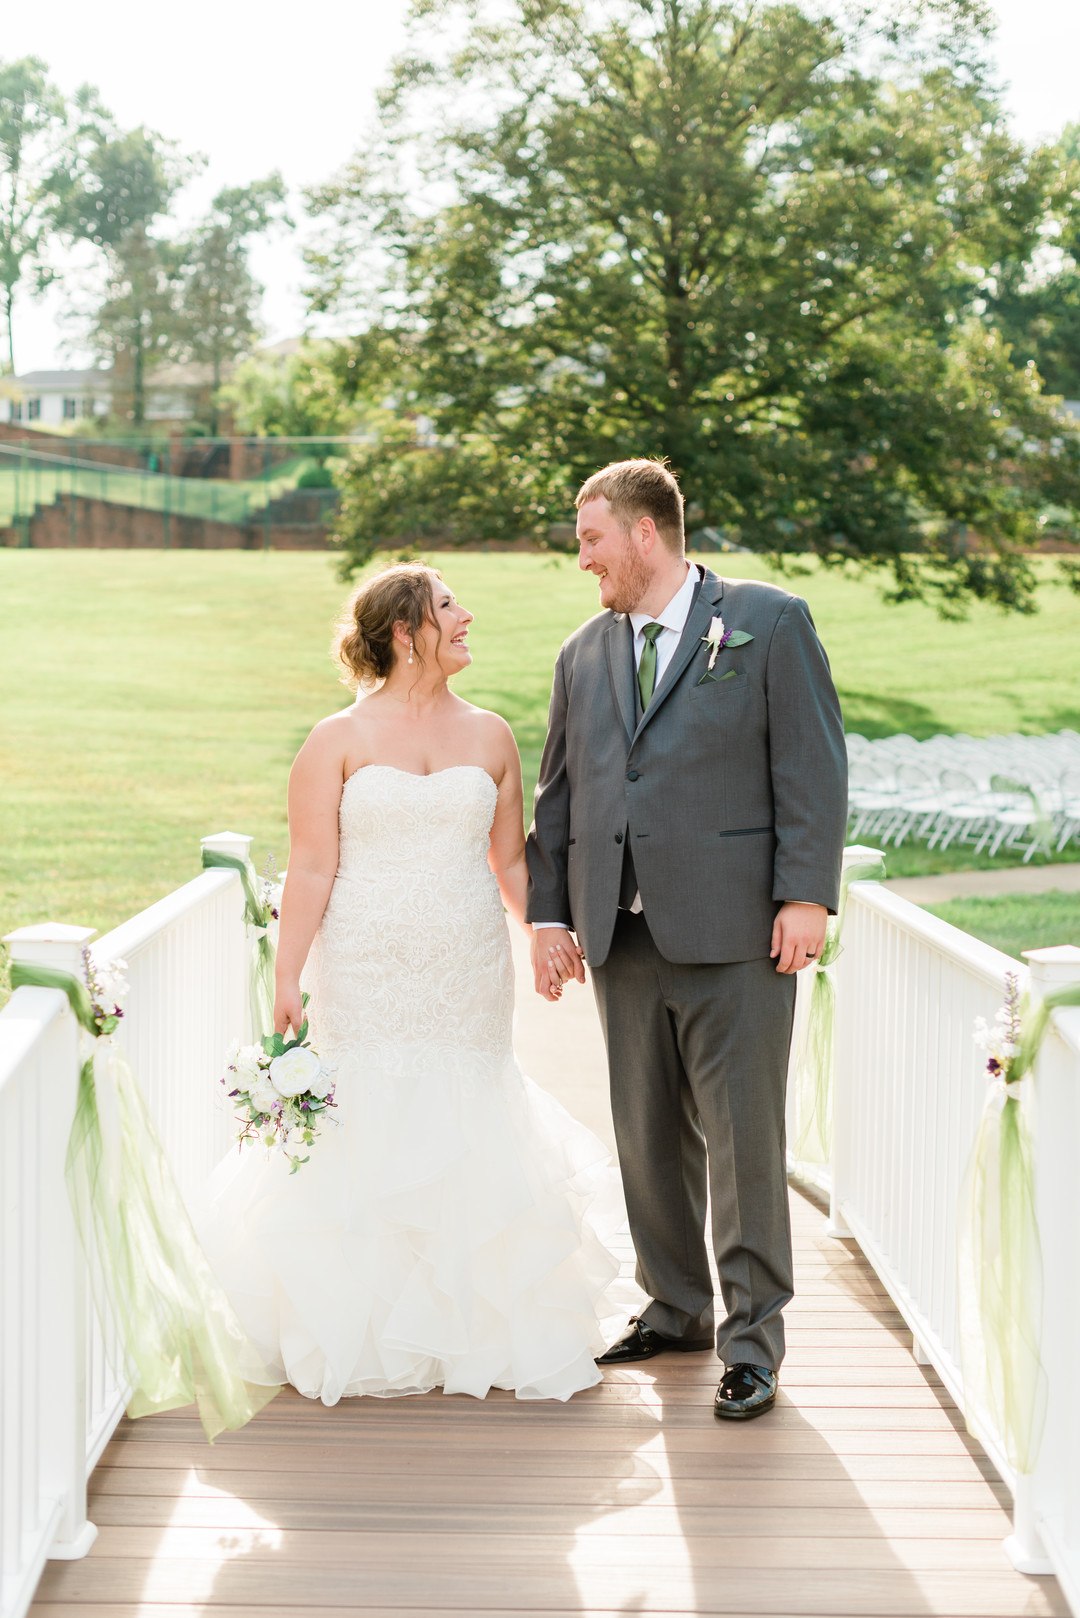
[190,562,631,1404]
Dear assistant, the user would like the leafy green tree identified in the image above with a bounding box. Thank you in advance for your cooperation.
[220,341,363,444]
[176,174,290,431]
[988,126,1080,399]
[0,57,69,374]
[308,0,1080,612]
[55,124,194,424]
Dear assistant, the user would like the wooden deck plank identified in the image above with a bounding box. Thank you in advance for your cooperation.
[22,1608,1071,1618]
[48,1525,1036,1569]
[31,1560,1069,1616]
[87,1470,1011,1509]
[30,1184,1062,1618]
[87,1497,1013,1538]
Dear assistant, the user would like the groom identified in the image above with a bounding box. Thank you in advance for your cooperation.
[525,459,847,1420]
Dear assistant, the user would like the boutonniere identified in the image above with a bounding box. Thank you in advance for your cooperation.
[698,615,753,684]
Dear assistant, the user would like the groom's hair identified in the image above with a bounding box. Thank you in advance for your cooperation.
[575,459,685,554]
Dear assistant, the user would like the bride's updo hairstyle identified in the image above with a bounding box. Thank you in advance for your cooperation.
[334,562,441,689]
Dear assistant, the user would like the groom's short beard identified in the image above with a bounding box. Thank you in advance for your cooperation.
[607,536,652,614]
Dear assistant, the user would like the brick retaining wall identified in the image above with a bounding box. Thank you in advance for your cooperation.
[0,422,143,468]
[0,493,330,550]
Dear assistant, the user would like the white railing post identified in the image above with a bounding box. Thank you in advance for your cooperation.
[199,831,256,1047]
[200,829,253,862]
[1005,944,1080,1579]
[3,924,99,1563]
[824,844,884,1239]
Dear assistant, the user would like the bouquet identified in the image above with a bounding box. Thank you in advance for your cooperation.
[223,995,335,1172]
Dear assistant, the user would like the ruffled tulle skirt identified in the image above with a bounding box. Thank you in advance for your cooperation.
[188,1046,633,1404]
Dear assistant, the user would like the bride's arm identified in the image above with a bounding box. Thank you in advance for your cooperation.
[486,720,531,933]
[274,723,346,1035]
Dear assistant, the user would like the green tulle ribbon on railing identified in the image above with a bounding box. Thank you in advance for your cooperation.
[791,854,887,1165]
[200,849,276,1040]
[9,961,281,1443]
[958,979,1080,1474]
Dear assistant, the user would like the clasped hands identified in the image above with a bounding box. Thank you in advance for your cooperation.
[530,901,827,1002]
[530,928,586,1002]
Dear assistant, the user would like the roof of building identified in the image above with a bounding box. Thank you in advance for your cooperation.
[12,369,112,388]
[259,337,304,359]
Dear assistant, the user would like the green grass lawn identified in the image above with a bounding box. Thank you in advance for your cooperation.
[924,891,1080,961]
[1,549,1078,970]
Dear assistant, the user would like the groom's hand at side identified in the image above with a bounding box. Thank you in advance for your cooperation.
[530,927,586,1000]
[770,902,828,974]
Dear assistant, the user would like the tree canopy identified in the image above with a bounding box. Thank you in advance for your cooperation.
[174,175,289,432]
[988,123,1080,399]
[54,122,194,424]
[307,0,1080,612]
[0,57,71,374]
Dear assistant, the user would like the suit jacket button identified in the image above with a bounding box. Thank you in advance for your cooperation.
[614,832,624,844]
[627,770,639,781]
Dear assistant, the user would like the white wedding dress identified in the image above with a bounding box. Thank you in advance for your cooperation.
[190,764,630,1404]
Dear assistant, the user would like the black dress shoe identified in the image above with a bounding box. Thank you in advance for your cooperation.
[713,1363,778,1420]
[597,1317,714,1365]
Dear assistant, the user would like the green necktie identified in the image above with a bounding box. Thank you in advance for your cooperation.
[637,622,663,711]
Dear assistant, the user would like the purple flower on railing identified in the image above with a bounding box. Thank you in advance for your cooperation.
[974,971,1023,1083]
[81,945,129,1037]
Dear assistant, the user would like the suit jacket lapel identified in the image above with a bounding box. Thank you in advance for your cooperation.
[604,612,637,745]
[632,567,725,743]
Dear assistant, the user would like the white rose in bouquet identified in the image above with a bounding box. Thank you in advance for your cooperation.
[249,1075,279,1114]
[231,1044,265,1088]
[269,1045,323,1098]
[307,1068,332,1100]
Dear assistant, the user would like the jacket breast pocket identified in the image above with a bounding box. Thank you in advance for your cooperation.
[688,670,750,703]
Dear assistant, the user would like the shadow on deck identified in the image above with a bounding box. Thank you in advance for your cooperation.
[31,1186,1066,1618]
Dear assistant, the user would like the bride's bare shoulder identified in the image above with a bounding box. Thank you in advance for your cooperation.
[458,698,515,748]
[294,704,364,768]
[456,703,519,782]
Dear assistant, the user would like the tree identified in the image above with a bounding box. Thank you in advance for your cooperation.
[0,57,68,374]
[175,174,289,432]
[55,124,194,425]
[219,340,364,442]
[987,126,1080,399]
[307,0,1080,612]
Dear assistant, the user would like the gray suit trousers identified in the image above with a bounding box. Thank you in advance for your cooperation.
[590,910,797,1370]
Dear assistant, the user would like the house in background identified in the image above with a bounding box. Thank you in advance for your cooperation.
[0,362,226,427]
[0,369,112,425]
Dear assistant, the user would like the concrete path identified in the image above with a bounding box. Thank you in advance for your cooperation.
[883,861,1080,905]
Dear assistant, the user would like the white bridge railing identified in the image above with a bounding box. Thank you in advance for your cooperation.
[787,865,1080,1613]
[0,832,250,1618]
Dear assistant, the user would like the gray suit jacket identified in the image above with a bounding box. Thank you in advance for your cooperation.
[525,566,848,966]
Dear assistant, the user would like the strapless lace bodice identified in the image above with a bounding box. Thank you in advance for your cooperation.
[336,763,498,881]
[303,764,513,1085]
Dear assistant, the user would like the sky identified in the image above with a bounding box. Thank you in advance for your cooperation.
[5,0,1080,374]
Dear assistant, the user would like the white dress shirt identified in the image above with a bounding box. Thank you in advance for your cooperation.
[534,564,698,928]
[627,561,698,692]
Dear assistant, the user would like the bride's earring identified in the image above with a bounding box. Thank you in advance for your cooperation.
[407,641,414,665]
